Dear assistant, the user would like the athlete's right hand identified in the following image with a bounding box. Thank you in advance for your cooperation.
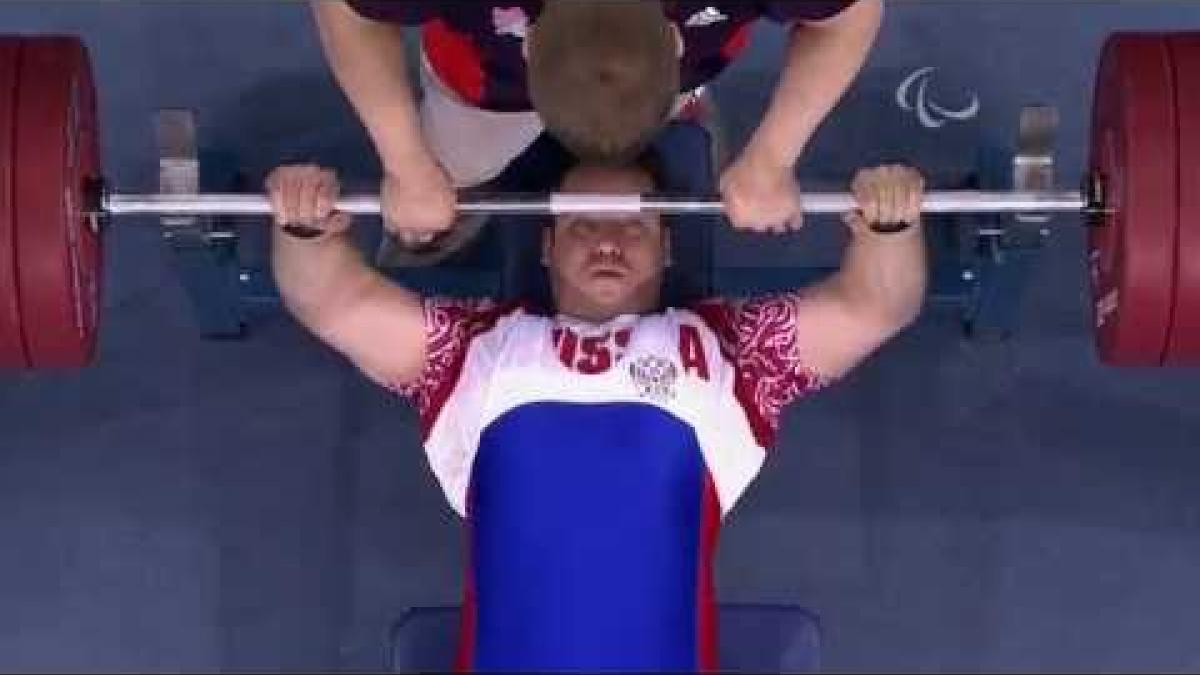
[265,164,352,241]
[381,154,457,245]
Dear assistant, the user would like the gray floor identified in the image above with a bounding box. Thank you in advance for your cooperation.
[3,1,1200,671]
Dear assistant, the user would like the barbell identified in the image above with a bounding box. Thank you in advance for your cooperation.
[99,188,1093,217]
[1,32,1198,370]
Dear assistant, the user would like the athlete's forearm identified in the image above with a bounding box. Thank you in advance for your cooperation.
[827,220,927,329]
[272,230,388,334]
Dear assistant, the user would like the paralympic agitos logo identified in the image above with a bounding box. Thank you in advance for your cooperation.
[895,66,981,129]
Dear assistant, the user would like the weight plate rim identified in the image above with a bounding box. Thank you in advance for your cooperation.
[0,38,25,368]
[1166,33,1200,363]
[14,36,101,368]
[1088,33,1178,366]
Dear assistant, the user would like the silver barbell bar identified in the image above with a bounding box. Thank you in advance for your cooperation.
[102,189,1092,217]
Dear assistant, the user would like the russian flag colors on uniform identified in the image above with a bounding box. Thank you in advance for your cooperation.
[394,296,825,671]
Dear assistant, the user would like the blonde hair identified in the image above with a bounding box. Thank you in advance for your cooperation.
[528,1,680,162]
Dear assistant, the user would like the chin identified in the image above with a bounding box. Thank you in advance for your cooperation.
[582,278,637,307]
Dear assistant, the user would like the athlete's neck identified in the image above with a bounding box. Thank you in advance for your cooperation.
[553,292,661,325]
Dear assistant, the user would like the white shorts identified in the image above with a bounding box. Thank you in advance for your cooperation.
[418,56,543,188]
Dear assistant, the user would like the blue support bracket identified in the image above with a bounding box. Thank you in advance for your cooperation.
[166,231,246,338]
[963,106,1058,339]
[157,110,247,337]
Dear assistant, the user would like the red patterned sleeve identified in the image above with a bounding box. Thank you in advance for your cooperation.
[693,293,829,445]
[389,297,514,435]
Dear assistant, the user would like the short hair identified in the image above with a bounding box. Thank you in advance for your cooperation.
[554,146,668,205]
[547,147,670,237]
[528,0,680,163]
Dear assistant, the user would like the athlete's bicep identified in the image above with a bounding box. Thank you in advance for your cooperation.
[308,275,428,389]
[790,279,900,381]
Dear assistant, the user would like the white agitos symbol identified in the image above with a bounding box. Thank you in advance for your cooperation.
[895,66,980,129]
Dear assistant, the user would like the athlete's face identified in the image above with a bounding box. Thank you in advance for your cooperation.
[544,165,671,322]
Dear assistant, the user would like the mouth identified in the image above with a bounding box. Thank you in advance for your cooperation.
[587,261,629,279]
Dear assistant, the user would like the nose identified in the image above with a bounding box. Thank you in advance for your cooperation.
[595,239,621,256]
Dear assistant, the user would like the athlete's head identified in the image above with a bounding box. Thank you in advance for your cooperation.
[526,0,682,163]
[543,151,671,322]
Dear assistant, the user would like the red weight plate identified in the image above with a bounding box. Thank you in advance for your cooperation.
[14,36,102,368]
[0,38,25,367]
[1166,33,1200,364]
[1088,34,1178,366]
